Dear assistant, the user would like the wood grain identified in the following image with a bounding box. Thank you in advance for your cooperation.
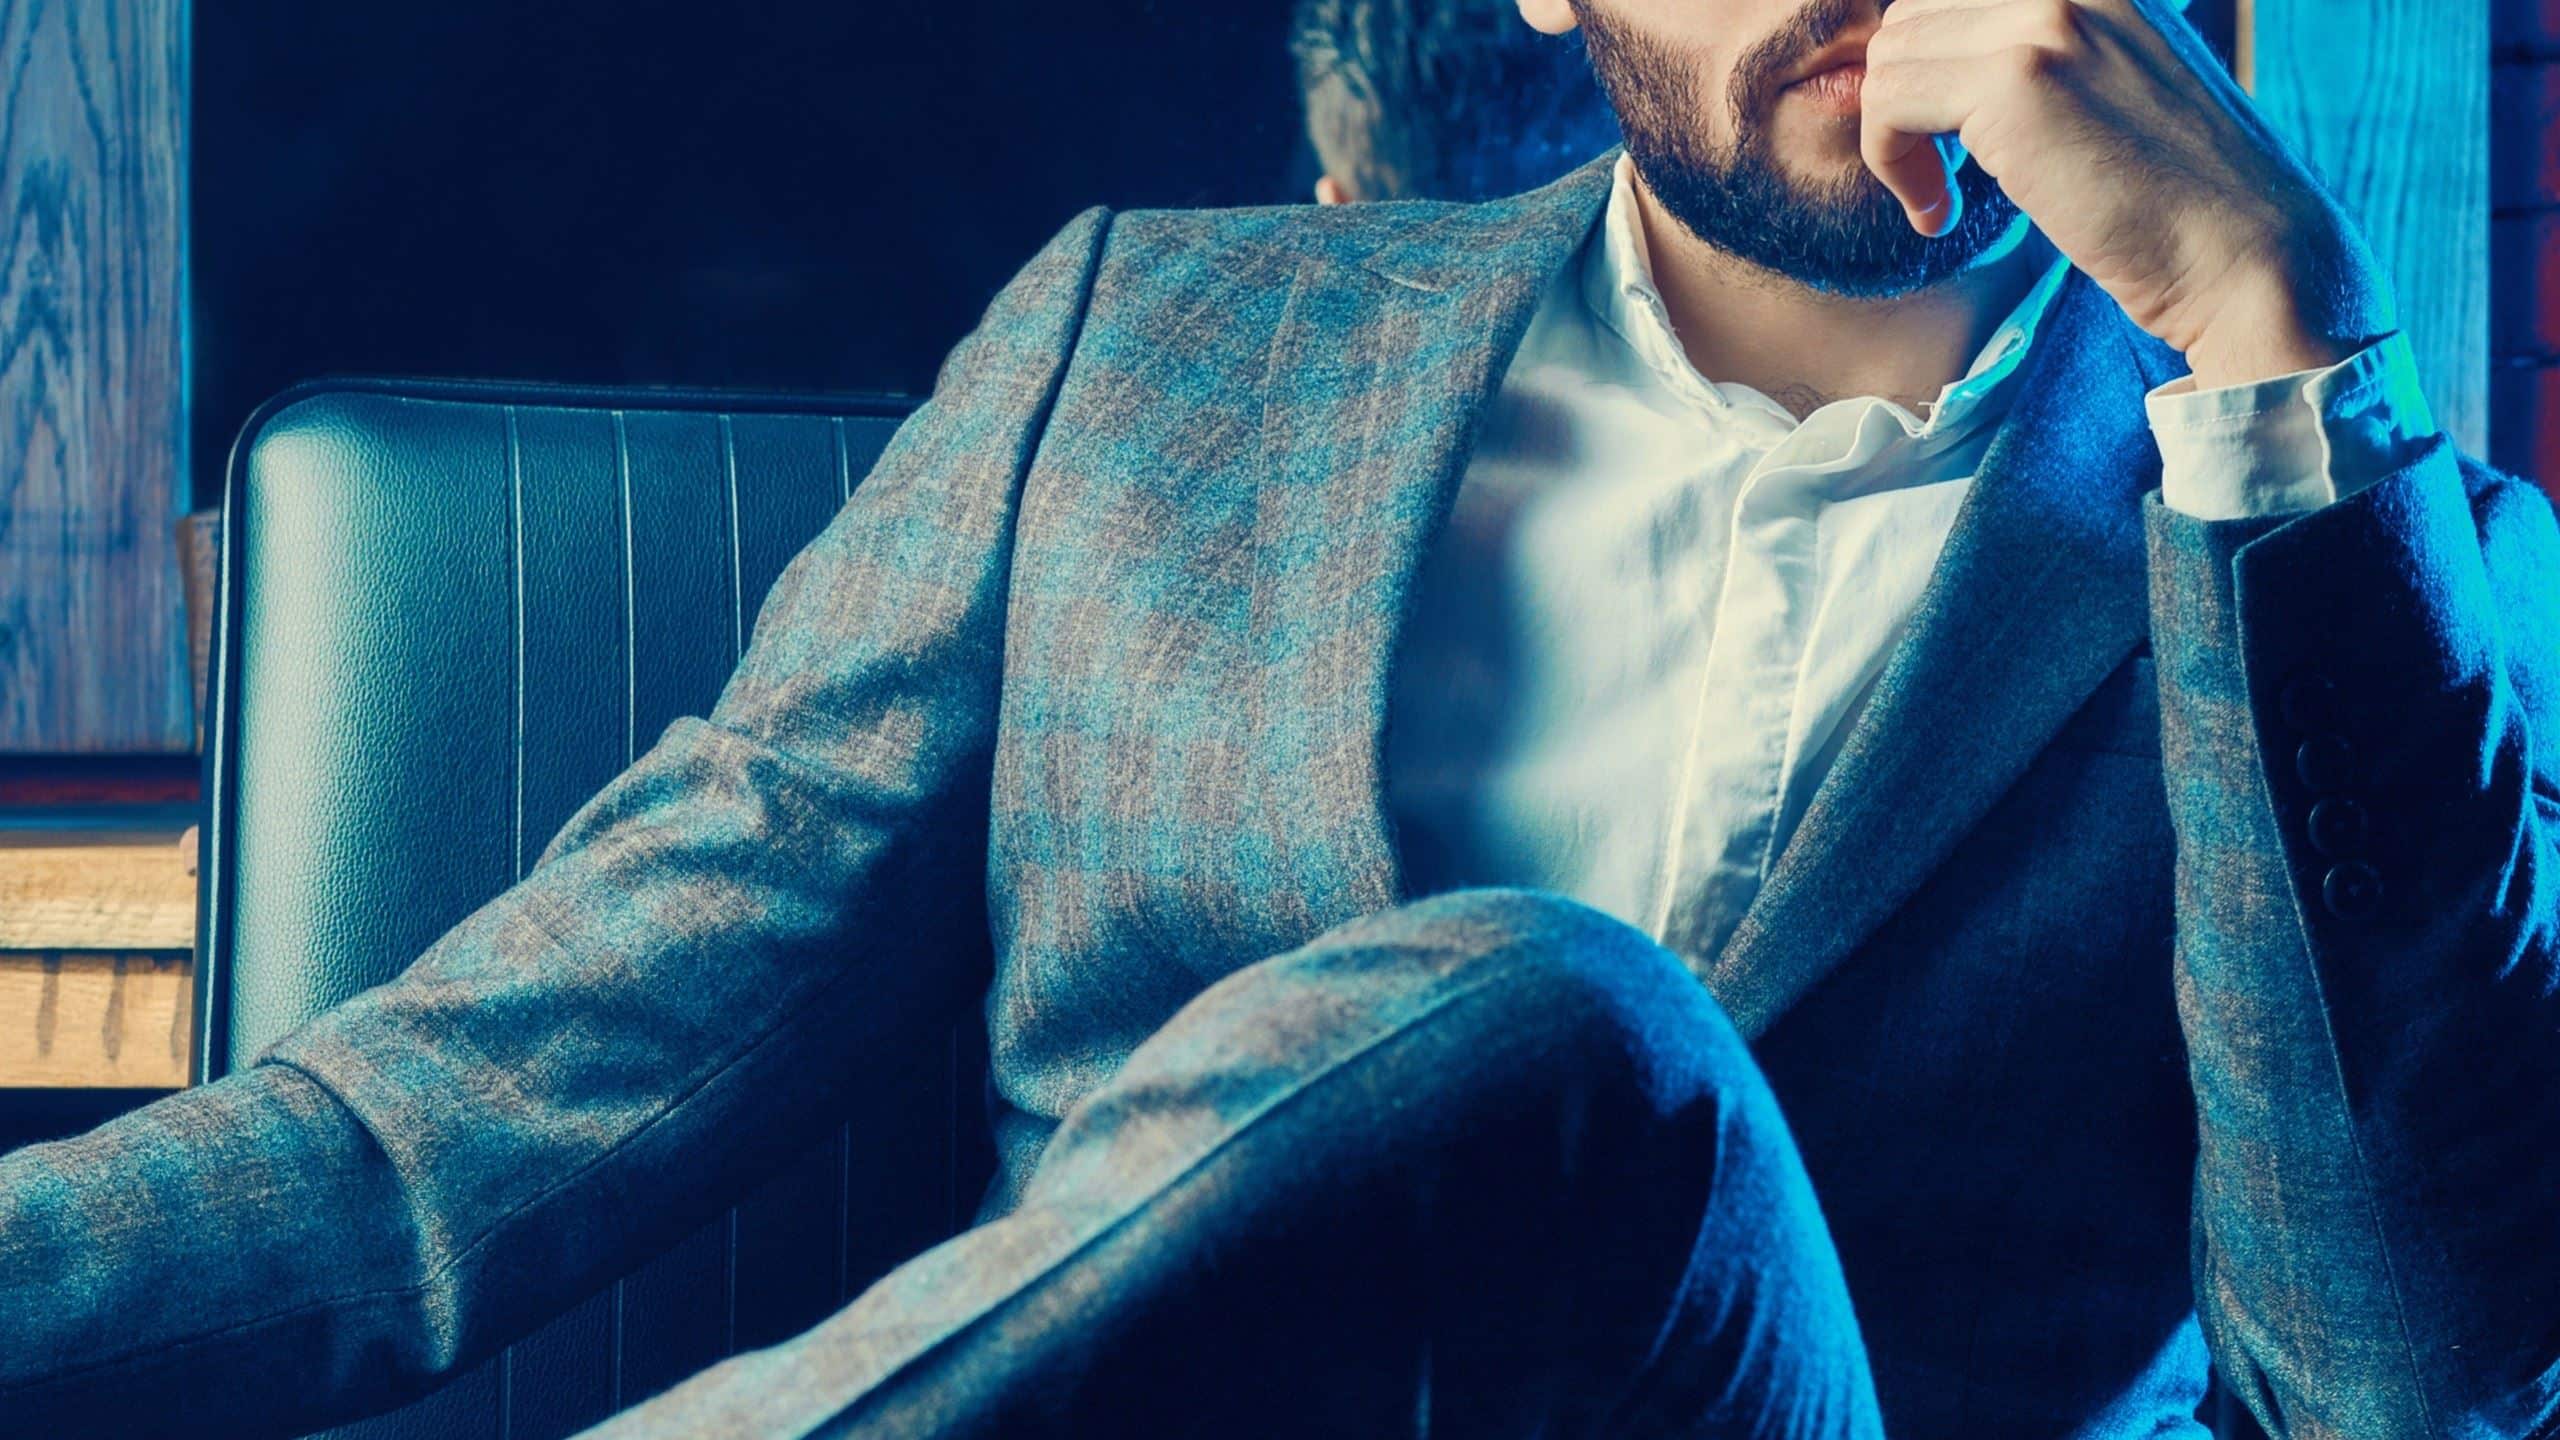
[0,0,193,753]
[2250,0,2492,454]
[0,830,195,950]
[0,952,191,1088]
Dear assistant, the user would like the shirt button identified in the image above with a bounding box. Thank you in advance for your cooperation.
[2295,734,2356,794]
[2322,861,2385,922]
[2307,797,2372,857]
[2279,670,2339,731]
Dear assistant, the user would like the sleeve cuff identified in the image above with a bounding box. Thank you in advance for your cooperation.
[2144,332,2440,522]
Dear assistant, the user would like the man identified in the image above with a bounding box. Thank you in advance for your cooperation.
[1293,0,1621,202]
[8,0,2557,1435]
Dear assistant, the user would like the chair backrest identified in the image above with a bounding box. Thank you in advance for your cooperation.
[198,378,989,1440]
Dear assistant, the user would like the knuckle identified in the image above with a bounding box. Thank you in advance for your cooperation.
[1956,110,2011,160]
[2038,8,2088,54]
[2025,0,2089,57]
[2001,41,2063,88]
[1869,14,1926,60]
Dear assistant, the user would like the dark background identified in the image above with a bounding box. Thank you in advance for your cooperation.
[191,1,2241,514]
[192,0,1312,508]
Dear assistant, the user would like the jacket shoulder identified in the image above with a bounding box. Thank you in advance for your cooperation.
[2454,456,2560,769]
[1095,196,1478,282]
[1063,153,1618,308]
[2466,454,2558,609]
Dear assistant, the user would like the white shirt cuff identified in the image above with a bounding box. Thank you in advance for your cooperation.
[2143,332,2439,521]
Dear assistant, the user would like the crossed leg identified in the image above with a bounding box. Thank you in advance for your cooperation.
[582,888,1886,1439]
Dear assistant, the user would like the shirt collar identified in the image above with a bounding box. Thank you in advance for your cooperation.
[1580,153,2072,443]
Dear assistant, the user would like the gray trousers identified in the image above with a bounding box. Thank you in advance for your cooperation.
[584,889,1887,1438]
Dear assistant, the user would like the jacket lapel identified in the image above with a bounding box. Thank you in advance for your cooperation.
[1242,163,2173,1030]
[1245,156,1615,944]
[1707,273,2171,1040]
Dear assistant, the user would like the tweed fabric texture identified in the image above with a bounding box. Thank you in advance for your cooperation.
[2146,448,2560,1438]
[0,204,1110,1436]
[4,152,2560,1439]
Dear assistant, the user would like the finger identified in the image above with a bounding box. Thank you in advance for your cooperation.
[2060,0,2266,155]
[2091,0,2247,109]
[1859,56,1994,234]
[1869,0,2089,65]
[1862,117,1966,236]
[1880,0,2029,21]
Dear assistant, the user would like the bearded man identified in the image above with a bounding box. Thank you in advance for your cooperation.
[8,1,2556,1437]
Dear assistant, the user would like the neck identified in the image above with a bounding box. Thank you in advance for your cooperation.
[1630,169,2048,417]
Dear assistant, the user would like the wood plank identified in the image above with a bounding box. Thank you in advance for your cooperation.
[0,952,192,1089]
[2247,0,2492,454]
[0,0,192,753]
[0,830,195,950]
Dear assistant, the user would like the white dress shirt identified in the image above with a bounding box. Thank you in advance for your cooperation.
[1385,155,2437,961]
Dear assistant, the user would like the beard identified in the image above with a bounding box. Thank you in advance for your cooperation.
[1576,0,2023,298]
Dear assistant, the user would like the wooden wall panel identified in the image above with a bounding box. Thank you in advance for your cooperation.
[0,829,194,951]
[0,0,191,753]
[2246,0,2492,455]
[0,952,191,1088]
[2491,1,2560,486]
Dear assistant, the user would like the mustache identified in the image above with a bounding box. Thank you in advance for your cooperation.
[1729,0,1872,122]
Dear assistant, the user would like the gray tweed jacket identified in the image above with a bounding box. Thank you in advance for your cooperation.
[6,153,2559,1439]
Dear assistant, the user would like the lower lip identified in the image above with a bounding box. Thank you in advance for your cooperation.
[1786,62,1866,114]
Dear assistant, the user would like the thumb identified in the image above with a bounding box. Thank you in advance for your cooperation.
[1863,123,1967,238]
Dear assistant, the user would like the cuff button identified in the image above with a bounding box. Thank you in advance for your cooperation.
[2307,797,2372,857]
[2322,861,2384,922]
[2295,733,2356,793]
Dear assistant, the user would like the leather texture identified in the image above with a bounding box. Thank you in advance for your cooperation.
[197,379,983,1440]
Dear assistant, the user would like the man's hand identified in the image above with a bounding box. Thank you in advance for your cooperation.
[1860,0,2394,389]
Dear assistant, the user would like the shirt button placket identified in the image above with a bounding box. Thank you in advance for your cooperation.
[1660,467,1823,961]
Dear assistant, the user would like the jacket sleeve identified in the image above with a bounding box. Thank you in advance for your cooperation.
[2147,437,2560,1440]
[0,205,1113,1440]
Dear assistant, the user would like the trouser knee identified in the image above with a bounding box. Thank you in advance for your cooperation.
[1300,885,1766,1129]
[981,887,1871,1437]
[1071,884,1797,1279]
[1039,886,1772,1200]
[1281,889,1869,1432]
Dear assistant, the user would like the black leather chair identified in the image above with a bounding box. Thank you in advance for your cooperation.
[196,378,990,1440]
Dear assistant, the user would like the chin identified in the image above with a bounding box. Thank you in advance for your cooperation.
[1773,149,1873,200]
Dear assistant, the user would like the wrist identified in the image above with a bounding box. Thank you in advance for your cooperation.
[2181,211,2391,391]
[2182,278,2361,392]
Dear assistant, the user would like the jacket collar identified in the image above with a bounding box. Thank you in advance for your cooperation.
[1359,151,1621,295]
[1250,155,2165,1039]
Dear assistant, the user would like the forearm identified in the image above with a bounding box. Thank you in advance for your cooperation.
[0,723,992,1440]
[2149,446,2560,1438]
[0,205,1110,1438]
[0,1064,437,1436]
